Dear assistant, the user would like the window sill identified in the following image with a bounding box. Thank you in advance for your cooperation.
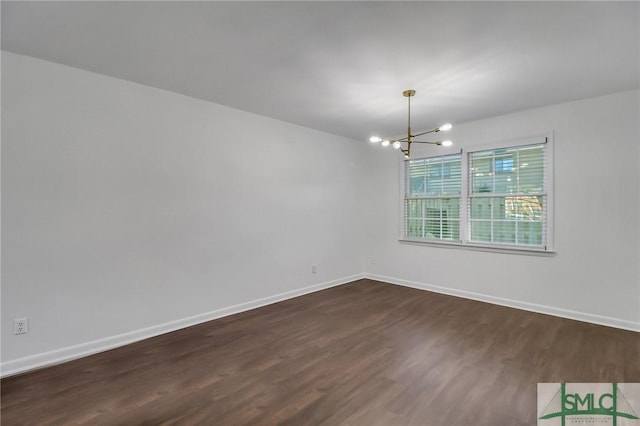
[398,238,556,256]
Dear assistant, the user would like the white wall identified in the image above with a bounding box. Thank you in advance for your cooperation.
[364,89,640,331]
[2,51,638,377]
[1,52,366,373]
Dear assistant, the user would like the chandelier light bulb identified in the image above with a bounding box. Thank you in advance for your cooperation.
[381,140,390,147]
[369,136,382,143]
[442,140,453,147]
[392,141,402,149]
[439,123,453,132]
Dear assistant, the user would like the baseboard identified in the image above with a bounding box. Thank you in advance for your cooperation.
[365,273,640,333]
[1,273,365,378]
[3,271,636,377]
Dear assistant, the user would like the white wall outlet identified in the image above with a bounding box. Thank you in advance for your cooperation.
[14,318,28,335]
[311,265,317,274]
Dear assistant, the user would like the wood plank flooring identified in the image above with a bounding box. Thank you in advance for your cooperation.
[2,279,639,425]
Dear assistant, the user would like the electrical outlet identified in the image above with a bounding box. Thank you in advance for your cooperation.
[312,265,317,274]
[14,318,28,335]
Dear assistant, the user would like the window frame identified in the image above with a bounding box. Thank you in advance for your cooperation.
[399,134,555,254]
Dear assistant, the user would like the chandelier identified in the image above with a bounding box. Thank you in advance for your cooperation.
[369,89,452,159]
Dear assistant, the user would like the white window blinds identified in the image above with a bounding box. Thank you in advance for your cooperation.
[405,154,462,241]
[468,143,547,248]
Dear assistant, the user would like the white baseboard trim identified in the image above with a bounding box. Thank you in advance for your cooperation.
[1,273,365,378]
[365,273,640,333]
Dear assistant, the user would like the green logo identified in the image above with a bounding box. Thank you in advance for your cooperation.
[539,383,639,426]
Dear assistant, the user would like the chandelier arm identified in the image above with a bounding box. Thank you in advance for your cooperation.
[411,128,440,138]
[411,140,444,145]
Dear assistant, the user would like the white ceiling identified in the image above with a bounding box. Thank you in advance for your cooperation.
[2,1,639,141]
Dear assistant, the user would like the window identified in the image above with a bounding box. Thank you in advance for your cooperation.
[468,144,546,247]
[402,136,552,252]
[405,154,462,241]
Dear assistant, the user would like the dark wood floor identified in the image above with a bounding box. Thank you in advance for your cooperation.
[2,279,639,425]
